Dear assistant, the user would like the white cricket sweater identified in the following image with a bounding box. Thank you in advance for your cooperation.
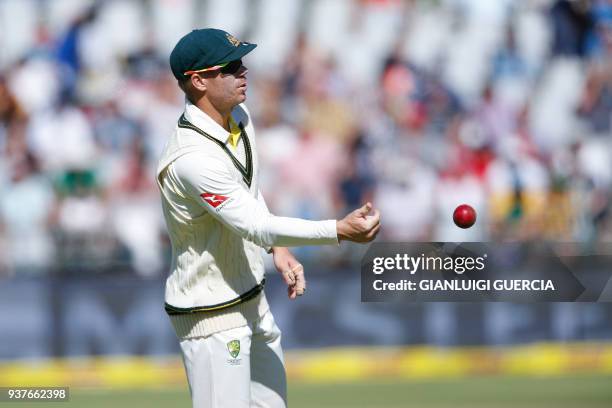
[156,101,338,338]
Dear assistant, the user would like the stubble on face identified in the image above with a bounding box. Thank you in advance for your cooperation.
[207,73,247,111]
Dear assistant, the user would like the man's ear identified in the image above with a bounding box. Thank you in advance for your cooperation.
[190,74,207,92]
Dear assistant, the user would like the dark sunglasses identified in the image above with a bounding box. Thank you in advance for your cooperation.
[219,59,243,75]
[183,59,244,76]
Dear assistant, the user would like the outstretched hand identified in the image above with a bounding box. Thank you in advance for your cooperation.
[337,202,381,243]
[272,247,305,299]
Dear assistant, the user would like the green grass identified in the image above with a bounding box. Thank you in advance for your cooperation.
[6,375,612,408]
[289,375,612,408]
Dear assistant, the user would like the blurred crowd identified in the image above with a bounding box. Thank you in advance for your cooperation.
[0,0,611,277]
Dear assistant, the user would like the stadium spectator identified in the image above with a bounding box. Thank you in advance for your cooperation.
[0,0,610,275]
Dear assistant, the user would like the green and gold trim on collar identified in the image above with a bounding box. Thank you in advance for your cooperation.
[178,114,253,187]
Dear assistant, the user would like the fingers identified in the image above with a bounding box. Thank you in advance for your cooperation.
[292,264,306,296]
[367,223,381,240]
[364,209,381,229]
[357,202,373,217]
[359,212,381,242]
[286,264,305,299]
[281,268,295,286]
[370,209,381,224]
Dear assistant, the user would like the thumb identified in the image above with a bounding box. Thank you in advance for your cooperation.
[365,209,380,227]
[357,202,372,217]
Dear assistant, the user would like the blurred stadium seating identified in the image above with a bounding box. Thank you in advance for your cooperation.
[1,0,611,405]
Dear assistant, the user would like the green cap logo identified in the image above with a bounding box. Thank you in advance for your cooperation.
[227,340,240,358]
[225,33,241,47]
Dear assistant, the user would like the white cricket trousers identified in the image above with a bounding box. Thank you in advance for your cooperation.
[179,310,287,408]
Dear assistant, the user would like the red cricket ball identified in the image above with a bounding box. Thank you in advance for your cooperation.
[453,204,476,229]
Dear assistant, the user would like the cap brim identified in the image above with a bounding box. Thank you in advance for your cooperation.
[221,43,257,63]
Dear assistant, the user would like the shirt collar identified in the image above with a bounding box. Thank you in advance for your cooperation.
[184,100,241,145]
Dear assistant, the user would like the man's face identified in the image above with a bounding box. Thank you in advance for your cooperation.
[199,60,248,110]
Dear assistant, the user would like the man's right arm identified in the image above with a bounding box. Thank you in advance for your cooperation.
[170,153,379,247]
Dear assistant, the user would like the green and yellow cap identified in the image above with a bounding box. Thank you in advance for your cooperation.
[169,28,257,80]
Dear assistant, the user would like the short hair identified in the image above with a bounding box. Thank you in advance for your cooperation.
[178,76,197,104]
[177,77,189,93]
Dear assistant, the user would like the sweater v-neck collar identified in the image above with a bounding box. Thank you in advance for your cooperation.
[178,109,253,187]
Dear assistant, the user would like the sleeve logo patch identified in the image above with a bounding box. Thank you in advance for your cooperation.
[201,192,229,208]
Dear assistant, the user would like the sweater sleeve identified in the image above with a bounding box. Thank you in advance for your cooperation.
[171,153,338,248]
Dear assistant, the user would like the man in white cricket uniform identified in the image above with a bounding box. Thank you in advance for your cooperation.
[157,28,381,408]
